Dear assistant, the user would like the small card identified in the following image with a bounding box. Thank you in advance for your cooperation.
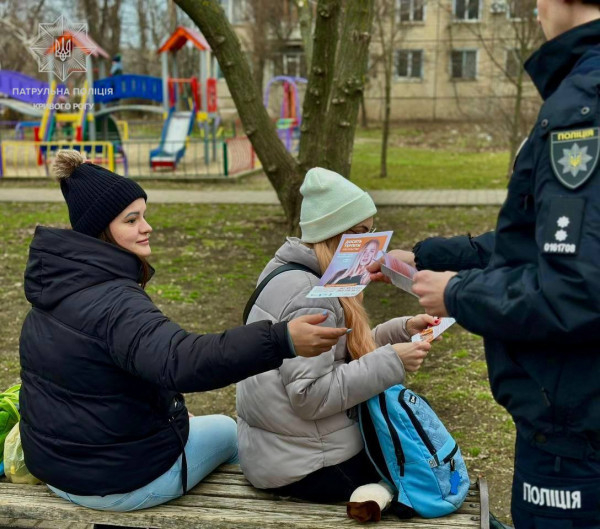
[380,253,418,297]
[411,318,456,342]
[307,231,393,298]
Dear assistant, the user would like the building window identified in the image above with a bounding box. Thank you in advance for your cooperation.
[220,0,248,23]
[398,0,424,22]
[505,49,521,78]
[273,51,307,78]
[396,50,423,79]
[451,50,478,79]
[508,0,531,19]
[453,0,480,20]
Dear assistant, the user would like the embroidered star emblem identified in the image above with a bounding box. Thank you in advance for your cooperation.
[555,230,568,242]
[557,216,570,228]
[557,144,593,178]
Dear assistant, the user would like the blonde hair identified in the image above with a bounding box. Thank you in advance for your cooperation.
[313,235,377,360]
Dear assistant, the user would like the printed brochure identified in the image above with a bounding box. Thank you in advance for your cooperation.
[306,231,393,298]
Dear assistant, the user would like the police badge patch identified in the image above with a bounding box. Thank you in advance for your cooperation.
[550,128,599,189]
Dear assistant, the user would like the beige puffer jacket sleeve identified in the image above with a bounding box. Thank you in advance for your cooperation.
[372,316,413,346]
[278,291,406,422]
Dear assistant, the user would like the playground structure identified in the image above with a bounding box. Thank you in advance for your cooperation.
[0,26,257,179]
[150,27,219,171]
[263,75,307,152]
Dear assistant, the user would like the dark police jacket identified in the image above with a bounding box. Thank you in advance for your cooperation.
[416,21,600,460]
[19,227,295,495]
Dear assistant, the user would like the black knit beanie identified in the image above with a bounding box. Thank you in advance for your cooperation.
[53,150,147,237]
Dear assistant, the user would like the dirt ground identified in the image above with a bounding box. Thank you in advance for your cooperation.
[0,200,515,524]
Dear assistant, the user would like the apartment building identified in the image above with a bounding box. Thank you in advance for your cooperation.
[218,0,542,121]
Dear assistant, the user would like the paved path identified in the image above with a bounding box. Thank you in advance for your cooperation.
[0,188,507,206]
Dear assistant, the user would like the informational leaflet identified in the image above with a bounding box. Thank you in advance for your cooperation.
[379,253,418,297]
[411,317,456,342]
[306,231,393,298]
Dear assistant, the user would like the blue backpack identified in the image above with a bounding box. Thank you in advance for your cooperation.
[359,384,470,518]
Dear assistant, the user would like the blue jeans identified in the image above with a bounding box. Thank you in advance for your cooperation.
[48,414,239,512]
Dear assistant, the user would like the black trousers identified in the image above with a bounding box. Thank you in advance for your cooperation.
[511,434,600,529]
[266,450,381,503]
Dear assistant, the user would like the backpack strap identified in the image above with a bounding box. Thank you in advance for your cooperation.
[243,262,320,324]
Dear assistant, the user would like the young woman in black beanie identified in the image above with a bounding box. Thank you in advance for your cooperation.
[18,149,347,512]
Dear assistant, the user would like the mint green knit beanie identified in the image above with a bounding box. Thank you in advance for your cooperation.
[299,167,377,243]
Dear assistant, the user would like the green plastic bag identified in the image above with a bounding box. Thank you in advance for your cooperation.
[4,422,40,484]
[0,384,20,461]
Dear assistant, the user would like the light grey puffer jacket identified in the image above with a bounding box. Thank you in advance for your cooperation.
[236,238,412,489]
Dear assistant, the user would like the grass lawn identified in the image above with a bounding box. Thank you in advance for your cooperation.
[350,143,509,189]
[0,201,514,523]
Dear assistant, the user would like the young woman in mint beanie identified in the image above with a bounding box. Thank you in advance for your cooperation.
[18,151,346,512]
[237,167,437,519]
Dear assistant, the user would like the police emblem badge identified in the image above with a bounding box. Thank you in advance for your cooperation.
[550,128,599,189]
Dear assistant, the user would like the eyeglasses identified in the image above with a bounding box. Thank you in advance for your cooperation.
[347,226,377,235]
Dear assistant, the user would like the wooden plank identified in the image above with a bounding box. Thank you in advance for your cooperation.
[0,469,484,529]
[0,495,483,529]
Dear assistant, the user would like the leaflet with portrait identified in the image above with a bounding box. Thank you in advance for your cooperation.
[306,231,393,298]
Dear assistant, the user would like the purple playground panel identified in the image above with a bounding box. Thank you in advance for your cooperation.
[0,71,65,105]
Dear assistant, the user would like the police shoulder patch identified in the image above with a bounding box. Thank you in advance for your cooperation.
[550,128,600,189]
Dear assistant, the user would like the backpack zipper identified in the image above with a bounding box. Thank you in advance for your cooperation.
[379,393,405,476]
[398,388,437,460]
[442,443,459,465]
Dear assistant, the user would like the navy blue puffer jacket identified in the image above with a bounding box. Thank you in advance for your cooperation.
[19,227,293,495]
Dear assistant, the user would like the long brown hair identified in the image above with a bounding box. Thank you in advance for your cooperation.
[99,228,152,289]
[313,235,377,360]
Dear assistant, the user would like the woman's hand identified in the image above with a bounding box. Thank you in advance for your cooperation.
[287,313,348,357]
[406,314,440,337]
[392,341,431,372]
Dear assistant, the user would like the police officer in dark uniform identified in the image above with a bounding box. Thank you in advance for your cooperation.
[372,2,600,528]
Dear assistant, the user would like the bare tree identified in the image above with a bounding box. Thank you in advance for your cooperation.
[372,0,408,178]
[174,0,374,232]
[77,0,123,57]
[0,0,54,74]
[293,0,315,69]
[445,0,542,173]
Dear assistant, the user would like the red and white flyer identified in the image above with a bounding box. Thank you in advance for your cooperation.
[379,253,418,297]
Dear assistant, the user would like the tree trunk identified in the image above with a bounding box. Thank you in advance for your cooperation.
[381,66,391,178]
[297,0,314,69]
[360,92,368,128]
[137,0,149,75]
[320,0,374,178]
[298,0,342,174]
[174,0,302,232]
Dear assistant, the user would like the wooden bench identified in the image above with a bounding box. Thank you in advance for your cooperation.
[0,465,490,529]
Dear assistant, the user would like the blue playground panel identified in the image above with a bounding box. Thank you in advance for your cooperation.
[94,75,163,104]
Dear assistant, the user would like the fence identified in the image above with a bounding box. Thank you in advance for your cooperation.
[1,141,114,178]
[0,137,256,179]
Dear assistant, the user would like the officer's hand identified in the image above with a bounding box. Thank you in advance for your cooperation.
[367,249,416,283]
[387,249,416,268]
[412,271,456,317]
[287,313,348,357]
